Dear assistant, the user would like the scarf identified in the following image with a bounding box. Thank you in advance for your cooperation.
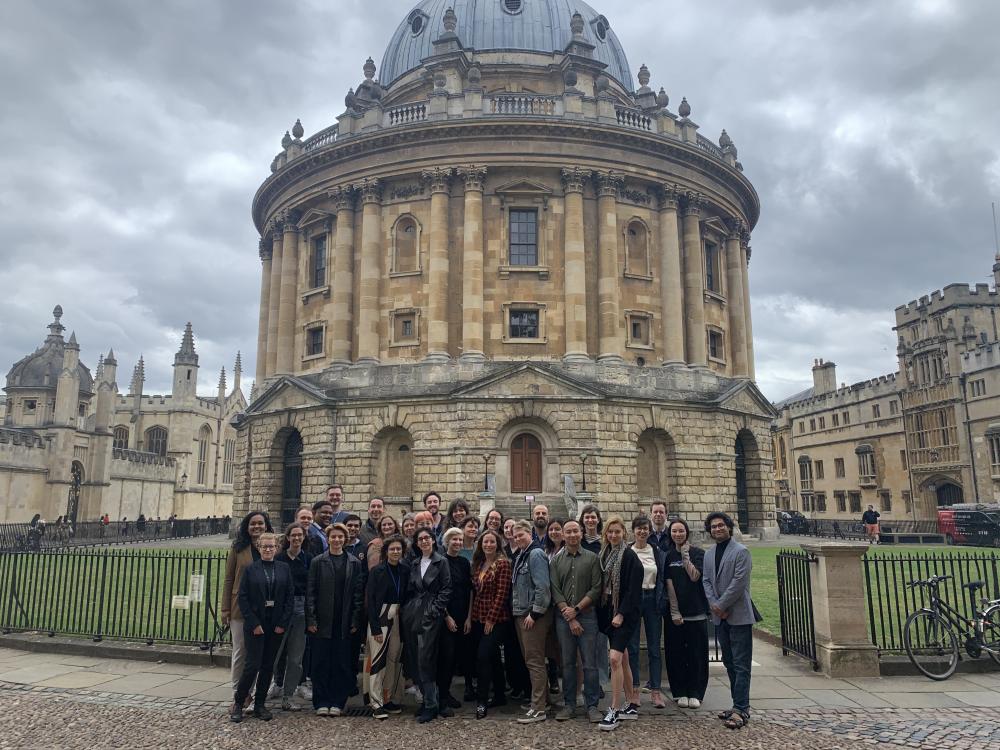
[600,542,625,615]
[584,532,601,547]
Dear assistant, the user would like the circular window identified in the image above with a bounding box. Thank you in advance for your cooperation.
[503,0,523,14]
[636,357,646,368]
[410,15,424,35]
[595,21,607,40]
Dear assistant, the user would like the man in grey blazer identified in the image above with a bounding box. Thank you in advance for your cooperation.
[702,511,753,729]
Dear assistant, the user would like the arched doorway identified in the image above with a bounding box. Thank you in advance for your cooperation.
[67,461,84,525]
[936,482,963,507]
[735,438,749,530]
[734,429,765,534]
[511,433,542,493]
[281,431,303,525]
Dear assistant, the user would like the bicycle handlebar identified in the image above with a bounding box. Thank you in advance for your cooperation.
[908,575,953,588]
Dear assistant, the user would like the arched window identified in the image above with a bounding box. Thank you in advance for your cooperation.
[113,426,130,450]
[778,436,787,472]
[282,431,304,525]
[196,425,212,485]
[625,220,649,276]
[145,426,168,457]
[222,431,237,485]
[510,433,542,493]
[67,461,84,524]
[393,216,419,273]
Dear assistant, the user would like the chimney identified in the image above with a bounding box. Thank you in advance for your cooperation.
[812,358,837,395]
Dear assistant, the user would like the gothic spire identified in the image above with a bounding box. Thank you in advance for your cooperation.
[174,322,199,366]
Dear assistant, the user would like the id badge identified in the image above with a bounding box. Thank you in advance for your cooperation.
[265,600,275,608]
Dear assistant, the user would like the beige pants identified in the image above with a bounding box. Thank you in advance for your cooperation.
[230,618,246,690]
[366,603,403,709]
[516,608,554,712]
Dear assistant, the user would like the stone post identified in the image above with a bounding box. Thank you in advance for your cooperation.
[356,179,383,364]
[265,223,283,378]
[459,166,487,362]
[799,542,881,678]
[657,184,684,366]
[681,193,707,367]
[255,239,272,386]
[330,186,356,365]
[741,232,756,380]
[275,219,300,374]
[725,222,749,377]
[423,168,453,362]
[561,167,591,362]
[595,171,624,363]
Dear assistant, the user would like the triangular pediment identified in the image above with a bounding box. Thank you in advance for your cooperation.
[716,379,779,418]
[245,375,331,415]
[494,179,553,196]
[453,363,604,400]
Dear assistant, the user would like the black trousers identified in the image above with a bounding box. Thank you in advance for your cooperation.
[437,625,469,701]
[234,617,282,707]
[664,617,710,701]
[472,621,509,704]
[311,634,352,710]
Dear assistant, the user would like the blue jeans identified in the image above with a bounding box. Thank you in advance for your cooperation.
[626,590,662,690]
[555,610,600,709]
[717,621,752,715]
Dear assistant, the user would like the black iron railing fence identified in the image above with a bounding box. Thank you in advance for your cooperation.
[0,517,230,552]
[0,548,230,647]
[776,548,818,669]
[792,519,942,541]
[864,550,1000,653]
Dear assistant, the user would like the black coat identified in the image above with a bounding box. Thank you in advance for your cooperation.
[367,562,410,636]
[403,552,452,683]
[306,551,364,639]
[600,546,643,621]
[237,560,294,633]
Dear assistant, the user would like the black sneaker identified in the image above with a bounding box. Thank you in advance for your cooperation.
[598,708,620,731]
[487,696,507,708]
[438,706,455,718]
[476,704,488,720]
[619,703,639,720]
[417,708,436,724]
[372,706,389,720]
[383,702,403,714]
[229,703,243,723]
[446,695,462,709]
[252,705,273,721]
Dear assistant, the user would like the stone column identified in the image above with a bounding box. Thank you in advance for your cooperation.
[255,238,272,386]
[561,167,591,362]
[458,166,487,362]
[423,168,453,362]
[682,192,707,367]
[725,221,749,377]
[330,186,356,366]
[356,178,383,364]
[657,185,684,366]
[265,223,283,378]
[799,543,881,677]
[742,232,756,380]
[275,219,300,374]
[596,171,624,363]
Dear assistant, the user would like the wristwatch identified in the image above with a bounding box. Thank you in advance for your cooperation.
[573,605,580,615]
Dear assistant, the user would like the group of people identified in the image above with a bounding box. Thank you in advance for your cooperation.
[221,487,756,731]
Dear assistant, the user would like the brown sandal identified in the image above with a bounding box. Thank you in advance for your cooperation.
[717,709,734,720]
[725,712,749,729]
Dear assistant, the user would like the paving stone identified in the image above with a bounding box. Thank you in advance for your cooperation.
[35,672,121,689]
[92,673,185,694]
[0,664,80,684]
[944,690,1000,707]
[796,689,862,708]
[873,692,967,709]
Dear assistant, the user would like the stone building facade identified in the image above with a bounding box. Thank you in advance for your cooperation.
[234,0,776,536]
[772,259,1000,520]
[0,307,245,523]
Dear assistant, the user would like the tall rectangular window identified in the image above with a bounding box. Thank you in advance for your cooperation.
[223,438,236,484]
[835,491,847,513]
[879,490,892,512]
[705,242,720,293]
[848,491,862,513]
[989,434,1000,476]
[311,235,327,289]
[509,209,538,266]
[307,327,324,356]
[815,460,824,479]
[834,457,845,478]
[872,403,881,419]
[708,330,724,360]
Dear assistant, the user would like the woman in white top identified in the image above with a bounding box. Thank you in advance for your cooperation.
[627,515,667,708]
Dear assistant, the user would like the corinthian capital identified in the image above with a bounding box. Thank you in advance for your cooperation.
[328,185,356,212]
[457,166,487,192]
[657,183,683,210]
[358,178,383,205]
[595,170,623,197]
[560,167,591,194]
[258,237,272,262]
[681,190,704,216]
[421,167,453,194]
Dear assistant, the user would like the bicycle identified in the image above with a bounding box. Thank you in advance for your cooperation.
[903,574,1000,680]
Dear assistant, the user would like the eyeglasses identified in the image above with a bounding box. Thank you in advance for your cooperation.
[709,524,727,530]
[259,545,277,550]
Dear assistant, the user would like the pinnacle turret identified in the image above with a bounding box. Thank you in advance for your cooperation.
[174,323,199,366]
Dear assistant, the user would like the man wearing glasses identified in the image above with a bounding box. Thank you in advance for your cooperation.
[701,512,753,731]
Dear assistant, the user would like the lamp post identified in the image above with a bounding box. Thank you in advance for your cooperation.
[483,453,493,492]
[579,452,589,492]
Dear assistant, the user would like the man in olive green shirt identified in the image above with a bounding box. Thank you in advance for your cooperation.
[549,519,603,722]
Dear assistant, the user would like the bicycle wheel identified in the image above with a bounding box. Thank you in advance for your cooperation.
[903,610,959,680]
[980,604,1000,667]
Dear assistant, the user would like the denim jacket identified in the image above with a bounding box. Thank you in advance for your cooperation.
[511,542,552,617]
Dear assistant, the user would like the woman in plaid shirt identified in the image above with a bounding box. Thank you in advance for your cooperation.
[470,529,513,719]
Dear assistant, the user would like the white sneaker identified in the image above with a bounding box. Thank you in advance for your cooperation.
[328,707,343,717]
[677,697,690,708]
[266,681,281,700]
[688,698,701,709]
[315,707,329,716]
[296,684,313,701]
[516,709,547,724]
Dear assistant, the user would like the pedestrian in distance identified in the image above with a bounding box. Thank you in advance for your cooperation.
[230,532,294,723]
[661,518,709,709]
[366,535,409,720]
[702,511,754,730]
[862,505,881,544]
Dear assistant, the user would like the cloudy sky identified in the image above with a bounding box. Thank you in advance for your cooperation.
[1,0,998,402]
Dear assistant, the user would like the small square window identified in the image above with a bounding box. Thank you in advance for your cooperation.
[394,314,417,342]
[306,327,324,357]
[626,312,652,348]
[23,400,37,412]
[509,310,539,339]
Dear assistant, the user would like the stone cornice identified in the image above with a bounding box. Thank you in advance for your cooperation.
[253,119,760,231]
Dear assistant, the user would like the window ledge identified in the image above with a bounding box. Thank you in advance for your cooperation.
[500,265,549,280]
[626,342,654,351]
[389,269,423,278]
[704,290,727,305]
[389,340,420,348]
[708,355,727,365]
[301,352,326,363]
[301,286,330,303]
[502,336,548,345]
[624,271,654,282]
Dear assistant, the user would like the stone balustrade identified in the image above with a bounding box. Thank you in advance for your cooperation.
[112,447,176,468]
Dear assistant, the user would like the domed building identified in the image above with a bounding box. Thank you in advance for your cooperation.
[236,0,777,536]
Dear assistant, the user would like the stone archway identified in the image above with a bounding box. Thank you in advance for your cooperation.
[636,428,677,511]
[373,426,414,503]
[495,417,561,509]
[735,428,766,536]
[278,429,303,526]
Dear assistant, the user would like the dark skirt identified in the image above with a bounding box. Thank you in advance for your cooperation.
[598,605,638,652]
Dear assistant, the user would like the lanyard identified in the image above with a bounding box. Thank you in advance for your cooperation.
[262,564,274,602]
[387,565,401,599]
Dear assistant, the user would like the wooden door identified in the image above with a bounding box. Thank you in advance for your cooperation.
[511,433,542,493]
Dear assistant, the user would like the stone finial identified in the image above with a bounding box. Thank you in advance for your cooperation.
[656,87,669,109]
[363,56,376,81]
[678,97,691,118]
[175,323,198,366]
[67,331,79,350]
[443,7,457,33]
[719,129,733,148]
[281,130,292,149]
[570,12,585,36]
[47,305,66,340]
[292,119,304,139]
[218,367,227,393]
[234,351,242,377]
[637,64,650,88]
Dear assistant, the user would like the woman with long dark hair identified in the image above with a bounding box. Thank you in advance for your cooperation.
[444,498,470,532]
[222,511,273,692]
[544,518,565,561]
[367,535,409,720]
[470,529,512,719]
[661,518,709,709]
[484,509,504,535]
[597,517,643,731]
